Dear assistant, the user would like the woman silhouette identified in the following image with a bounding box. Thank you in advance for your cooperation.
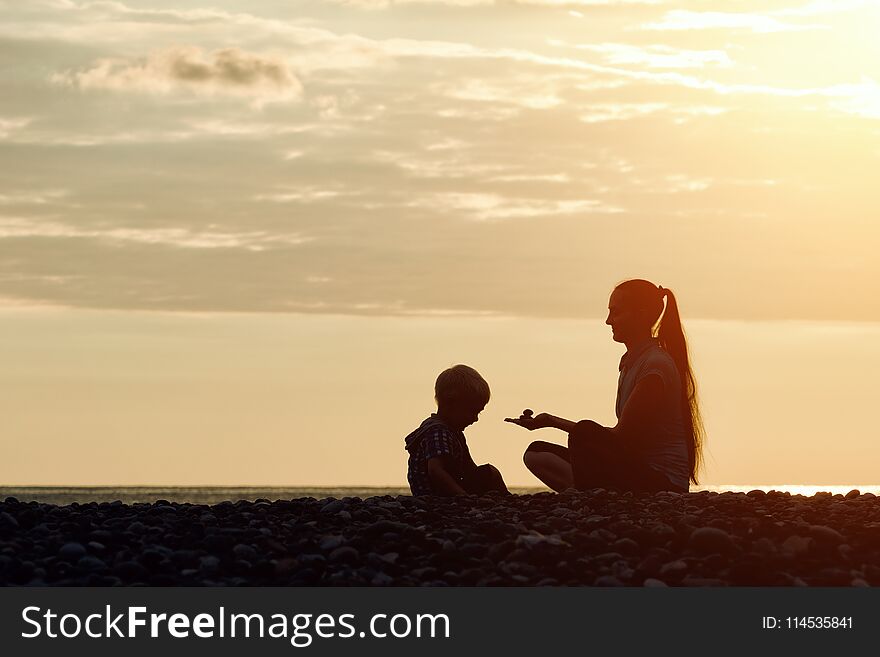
[506,279,705,493]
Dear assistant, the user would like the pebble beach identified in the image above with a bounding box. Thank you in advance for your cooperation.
[2,489,879,586]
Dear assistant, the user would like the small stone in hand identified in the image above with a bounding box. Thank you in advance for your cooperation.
[522,409,533,418]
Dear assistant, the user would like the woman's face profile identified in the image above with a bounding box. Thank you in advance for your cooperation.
[605,288,638,344]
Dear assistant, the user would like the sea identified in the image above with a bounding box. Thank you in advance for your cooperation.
[2,485,879,506]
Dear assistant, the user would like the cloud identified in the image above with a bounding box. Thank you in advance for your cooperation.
[580,102,669,122]
[822,78,880,120]
[774,0,875,17]
[641,10,824,33]
[579,102,731,123]
[0,189,69,205]
[0,117,34,139]
[488,173,571,183]
[570,43,734,69]
[54,46,303,106]
[253,189,349,203]
[332,0,661,7]
[438,78,562,109]
[0,217,312,251]
[372,149,511,179]
[662,174,712,192]
[410,192,622,221]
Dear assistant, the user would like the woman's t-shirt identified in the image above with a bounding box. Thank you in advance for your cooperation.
[615,338,690,492]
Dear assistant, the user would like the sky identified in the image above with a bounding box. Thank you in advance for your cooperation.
[1,0,879,487]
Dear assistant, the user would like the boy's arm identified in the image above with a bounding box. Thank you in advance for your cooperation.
[427,456,469,496]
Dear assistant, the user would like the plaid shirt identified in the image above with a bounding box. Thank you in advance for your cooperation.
[404,415,475,495]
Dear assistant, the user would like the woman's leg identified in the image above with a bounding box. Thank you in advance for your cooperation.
[567,420,672,492]
[523,441,575,492]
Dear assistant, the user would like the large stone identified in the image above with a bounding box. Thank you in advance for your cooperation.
[643,578,667,587]
[58,542,86,560]
[0,512,19,529]
[329,546,359,564]
[808,525,844,545]
[781,535,813,556]
[320,500,346,514]
[77,556,108,572]
[319,535,345,551]
[232,544,258,561]
[689,527,735,555]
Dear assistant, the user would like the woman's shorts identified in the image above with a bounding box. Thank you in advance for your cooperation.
[525,420,685,493]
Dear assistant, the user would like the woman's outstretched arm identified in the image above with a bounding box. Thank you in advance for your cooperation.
[504,412,577,433]
[512,375,663,438]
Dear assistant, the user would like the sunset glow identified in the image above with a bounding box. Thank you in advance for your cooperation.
[1,1,878,488]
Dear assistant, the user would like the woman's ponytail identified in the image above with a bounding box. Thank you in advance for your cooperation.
[656,287,705,484]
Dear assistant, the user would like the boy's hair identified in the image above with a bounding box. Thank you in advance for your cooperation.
[434,364,490,406]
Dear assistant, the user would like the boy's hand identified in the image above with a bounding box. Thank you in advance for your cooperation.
[504,409,553,430]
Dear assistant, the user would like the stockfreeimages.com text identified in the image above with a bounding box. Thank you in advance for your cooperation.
[22,605,450,647]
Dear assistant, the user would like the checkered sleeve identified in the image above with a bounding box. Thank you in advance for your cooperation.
[421,427,457,460]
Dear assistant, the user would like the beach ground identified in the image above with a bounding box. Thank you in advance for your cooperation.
[1,490,877,586]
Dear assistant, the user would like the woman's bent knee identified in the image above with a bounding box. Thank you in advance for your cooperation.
[524,440,548,466]
[568,420,604,448]
[525,440,553,453]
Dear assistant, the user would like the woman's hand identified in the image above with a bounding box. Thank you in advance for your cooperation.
[504,409,555,431]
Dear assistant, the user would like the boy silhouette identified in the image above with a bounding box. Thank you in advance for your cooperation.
[404,364,508,496]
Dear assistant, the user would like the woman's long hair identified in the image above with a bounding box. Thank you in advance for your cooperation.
[616,279,705,484]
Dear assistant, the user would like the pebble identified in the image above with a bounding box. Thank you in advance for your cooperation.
[689,527,735,555]
[782,535,813,556]
[329,546,359,564]
[232,544,258,561]
[371,572,394,586]
[0,511,20,529]
[319,535,345,551]
[77,556,107,572]
[643,578,668,587]
[58,542,87,560]
[199,556,221,573]
[808,525,844,545]
[321,500,346,514]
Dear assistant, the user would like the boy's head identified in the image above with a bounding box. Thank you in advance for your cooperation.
[434,364,490,431]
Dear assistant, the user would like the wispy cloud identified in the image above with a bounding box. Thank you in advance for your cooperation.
[0,217,312,251]
[641,10,824,33]
[254,189,348,203]
[821,78,880,120]
[333,0,662,7]
[437,77,563,109]
[372,149,510,179]
[488,173,571,183]
[774,0,875,17]
[580,102,669,123]
[0,117,34,139]
[53,46,303,107]
[411,192,622,221]
[569,43,733,69]
[0,190,69,205]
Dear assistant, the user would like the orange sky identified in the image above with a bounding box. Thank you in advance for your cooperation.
[0,1,878,486]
